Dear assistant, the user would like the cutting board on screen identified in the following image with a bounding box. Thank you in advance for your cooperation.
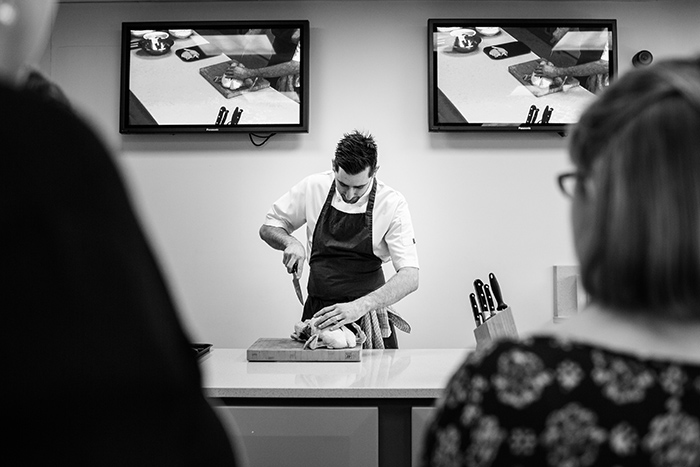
[199,61,270,99]
[508,59,580,97]
[247,337,362,362]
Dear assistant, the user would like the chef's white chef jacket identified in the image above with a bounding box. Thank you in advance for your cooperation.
[264,171,419,272]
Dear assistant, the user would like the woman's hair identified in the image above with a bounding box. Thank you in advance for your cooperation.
[333,130,378,175]
[569,56,700,318]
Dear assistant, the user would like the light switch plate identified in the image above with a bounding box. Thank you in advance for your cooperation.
[553,265,588,323]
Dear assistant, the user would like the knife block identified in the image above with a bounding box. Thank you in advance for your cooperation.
[473,307,518,350]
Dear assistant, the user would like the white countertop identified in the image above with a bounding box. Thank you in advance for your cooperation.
[200,348,471,399]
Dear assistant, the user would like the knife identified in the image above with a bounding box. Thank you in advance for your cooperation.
[215,106,228,125]
[484,284,496,313]
[469,293,482,327]
[525,105,537,125]
[248,76,259,92]
[229,107,243,125]
[541,106,553,124]
[473,279,490,320]
[489,272,508,311]
[291,264,304,305]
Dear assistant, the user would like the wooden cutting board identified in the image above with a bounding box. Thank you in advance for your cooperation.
[508,59,580,97]
[247,337,362,362]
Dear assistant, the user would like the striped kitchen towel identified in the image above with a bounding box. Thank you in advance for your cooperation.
[360,306,411,349]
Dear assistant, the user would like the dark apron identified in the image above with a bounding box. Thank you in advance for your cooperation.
[303,178,397,348]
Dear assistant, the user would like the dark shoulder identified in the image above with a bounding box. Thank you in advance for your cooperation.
[457,335,700,392]
[440,338,561,395]
[1,82,96,141]
[446,336,607,393]
[2,82,115,181]
[466,336,579,370]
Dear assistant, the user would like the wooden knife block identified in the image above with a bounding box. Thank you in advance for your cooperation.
[473,307,518,350]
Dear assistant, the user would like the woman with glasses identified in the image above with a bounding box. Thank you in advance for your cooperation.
[421,57,700,467]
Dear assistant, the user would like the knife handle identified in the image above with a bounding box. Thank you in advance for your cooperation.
[542,106,553,124]
[473,279,488,316]
[230,107,243,125]
[469,293,481,327]
[525,105,536,124]
[216,106,228,125]
[484,284,496,313]
[489,272,508,311]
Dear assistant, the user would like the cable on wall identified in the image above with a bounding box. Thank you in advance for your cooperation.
[249,133,276,147]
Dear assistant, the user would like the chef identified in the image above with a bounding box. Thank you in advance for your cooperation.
[260,130,419,348]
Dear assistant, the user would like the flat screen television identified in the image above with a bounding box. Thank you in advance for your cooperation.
[428,18,617,134]
[119,20,309,134]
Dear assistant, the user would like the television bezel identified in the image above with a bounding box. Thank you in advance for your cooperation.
[119,20,310,134]
[427,18,618,134]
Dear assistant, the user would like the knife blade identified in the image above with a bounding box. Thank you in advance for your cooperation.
[473,279,490,320]
[291,265,304,305]
[489,272,508,311]
[248,76,259,92]
[484,284,496,312]
[469,293,482,327]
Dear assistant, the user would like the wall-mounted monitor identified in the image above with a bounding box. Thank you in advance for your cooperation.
[428,19,617,134]
[120,20,309,134]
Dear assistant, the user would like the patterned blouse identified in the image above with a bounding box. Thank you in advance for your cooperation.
[420,336,700,467]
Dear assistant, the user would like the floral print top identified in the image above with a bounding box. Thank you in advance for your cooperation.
[420,336,700,467]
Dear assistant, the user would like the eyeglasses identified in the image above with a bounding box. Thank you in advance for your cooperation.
[557,171,586,198]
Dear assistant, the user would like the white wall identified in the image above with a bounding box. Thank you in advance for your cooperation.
[47,1,700,349]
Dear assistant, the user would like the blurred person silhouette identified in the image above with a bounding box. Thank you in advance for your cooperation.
[2,1,242,465]
[421,57,700,467]
[23,67,71,108]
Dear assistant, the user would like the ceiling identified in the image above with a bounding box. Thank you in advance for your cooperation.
[58,0,666,3]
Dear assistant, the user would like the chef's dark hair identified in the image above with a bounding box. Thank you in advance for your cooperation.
[333,130,378,176]
[569,56,700,319]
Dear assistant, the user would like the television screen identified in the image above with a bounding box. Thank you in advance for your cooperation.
[120,20,309,134]
[428,19,617,133]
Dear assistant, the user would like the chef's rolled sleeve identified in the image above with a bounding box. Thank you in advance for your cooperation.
[263,178,308,234]
[383,194,419,271]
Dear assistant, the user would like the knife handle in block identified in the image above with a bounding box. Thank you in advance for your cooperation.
[469,293,482,327]
[489,272,508,311]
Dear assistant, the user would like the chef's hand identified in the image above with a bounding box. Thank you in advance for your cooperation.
[224,63,253,80]
[283,241,306,277]
[314,302,366,331]
[535,60,558,78]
